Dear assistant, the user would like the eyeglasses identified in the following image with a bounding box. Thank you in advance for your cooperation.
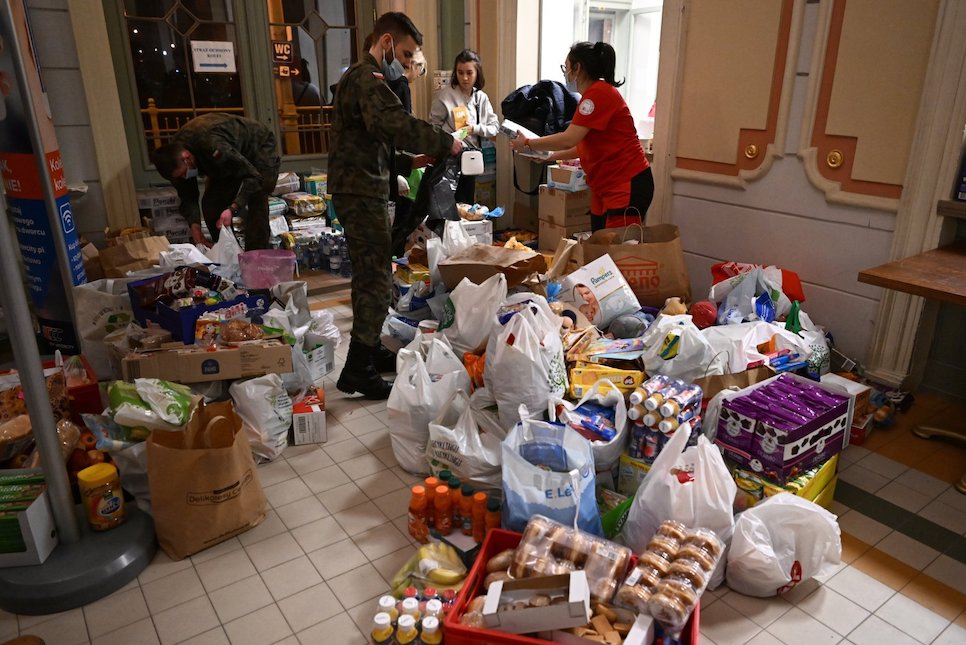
[560,64,568,75]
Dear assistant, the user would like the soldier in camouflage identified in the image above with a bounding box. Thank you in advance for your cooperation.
[329,12,462,399]
[152,113,280,250]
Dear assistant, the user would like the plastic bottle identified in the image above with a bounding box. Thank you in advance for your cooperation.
[424,598,443,620]
[627,403,647,421]
[484,497,501,536]
[377,595,399,624]
[371,612,394,644]
[424,477,439,527]
[395,614,419,645]
[658,406,698,433]
[418,616,443,644]
[447,477,462,526]
[401,597,421,622]
[459,484,475,535]
[434,485,452,535]
[77,463,126,531]
[658,383,704,418]
[408,485,430,543]
[629,374,671,406]
[644,378,687,411]
[472,492,488,542]
[437,470,452,483]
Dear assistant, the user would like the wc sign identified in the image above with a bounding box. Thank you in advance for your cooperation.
[272,41,293,64]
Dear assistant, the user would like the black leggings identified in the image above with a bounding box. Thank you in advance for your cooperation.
[590,166,655,232]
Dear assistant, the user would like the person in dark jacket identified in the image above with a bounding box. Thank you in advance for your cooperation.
[329,12,462,399]
[152,113,279,250]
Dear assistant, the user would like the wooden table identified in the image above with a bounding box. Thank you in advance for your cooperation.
[859,237,966,492]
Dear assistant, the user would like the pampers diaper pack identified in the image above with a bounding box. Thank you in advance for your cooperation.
[558,254,641,328]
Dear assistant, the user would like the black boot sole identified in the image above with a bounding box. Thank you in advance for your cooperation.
[336,375,392,400]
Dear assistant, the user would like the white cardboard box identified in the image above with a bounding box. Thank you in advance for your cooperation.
[483,571,591,634]
[0,483,59,568]
[540,606,655,645]
[291,389,326,445]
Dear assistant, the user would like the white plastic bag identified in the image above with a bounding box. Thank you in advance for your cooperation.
[551,379,628,472]
[726,493,841,597]
[229,374,293,463]
[387,335,471,474]
[502,410,602,535]
[426,389,507,491]
[160,244,211,268]
[621,425,737,589]
[701,320,830,375]
[639,314,719,382]
[438,273,508,355]
[73,279,134,380]
[207,227,243,283]
[483,294,568,429]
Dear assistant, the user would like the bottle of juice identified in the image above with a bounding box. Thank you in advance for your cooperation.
[377,595,399,624]
[447,477,462,526]
[484,497,501,535]
[658,383,703,418]
[434,485,452,535]
[408,485,430,543]
[418,616,443,644]
[396,614,419,645]
[423,477,439,527]
[424,598,443,619]
[396,598,420,627]
[371,612,394,644]
[459,484,475,535]
[437,470,452,484]
[472,491,487,542]
[629,374,670,405]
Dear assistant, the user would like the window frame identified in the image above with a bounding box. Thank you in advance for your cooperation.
[105,0,375,187]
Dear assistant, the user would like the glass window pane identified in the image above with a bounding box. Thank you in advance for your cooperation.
[124,0,176,19]
[316,0,354,28]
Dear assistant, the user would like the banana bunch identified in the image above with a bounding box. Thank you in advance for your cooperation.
[389,541,467,597]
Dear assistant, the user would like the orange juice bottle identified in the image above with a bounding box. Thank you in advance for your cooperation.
[371,612,394,644]
[447,477,462,525]
[434,485,452,535]
[472,491,487,542]
[377,595,399,624]
[395,614,419,645]
[408,485,430,543]
[459,484,475,535]
[424,477,440,527]
[419,616,443,644]
[484,497,501,536]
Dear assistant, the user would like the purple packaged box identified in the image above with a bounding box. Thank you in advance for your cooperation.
[714,373,853,484]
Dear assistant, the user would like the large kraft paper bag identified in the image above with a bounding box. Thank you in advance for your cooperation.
[99,235,171,278]
[576,223,690,307]
[147,400,267,560]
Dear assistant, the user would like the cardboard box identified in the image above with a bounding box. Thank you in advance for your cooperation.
[460,219,494,245]
[539,185,592,227]
[731,454,839,512]
[483,571,591,634]
[539,219,591,252]
[303,341,336,383]
[540,606,654,645]
[617,453,651,497]
[849,412,874,445]
[513,201,539,232]
[547,164,589,192]
[292,388,326,445]
[714,373,853,484]
[438,244,547,290]
[0,470,58,568]
[821,373,871,417]
[122,340,292,383]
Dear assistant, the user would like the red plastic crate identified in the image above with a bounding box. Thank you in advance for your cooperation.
[444,528,700,645]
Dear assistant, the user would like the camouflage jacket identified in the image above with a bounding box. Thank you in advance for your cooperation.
[170,113,279,225]
[328,53,453,198]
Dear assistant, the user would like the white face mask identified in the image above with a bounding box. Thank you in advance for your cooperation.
[184,167,198,179]
[381,37,406,81]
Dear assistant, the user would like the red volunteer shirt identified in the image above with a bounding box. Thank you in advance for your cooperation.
[572,81,649,217]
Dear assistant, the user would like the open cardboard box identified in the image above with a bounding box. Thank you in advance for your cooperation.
[483,571,592,634]
[540,604,655,645]
[122,339,292,383]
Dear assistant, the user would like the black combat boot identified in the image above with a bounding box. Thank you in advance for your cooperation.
[371,344,398,373]
[336,340,392,399]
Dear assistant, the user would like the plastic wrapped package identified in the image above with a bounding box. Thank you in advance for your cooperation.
[282,191,325,216]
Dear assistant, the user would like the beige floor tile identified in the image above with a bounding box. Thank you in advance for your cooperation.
[767,607,840,645]
[195,548,258,593]
[261,555,325,600]
[918,499,966,534]
[876,480,935,513]
[0,610,16,642]
[152,596,221,645]
[275,494,329,529]
[317,481,368,514]
[326,563,391,609]
[208,574,274,623]
[82,585,150,638]
[324,437,371,462]
[245,531,305,572]
[291,515,350,553]
[875,532,940,571]
[284,446,335,475]
[351,521,412,560]
[934,621,966,644]
[342,414,388,437]
[837,510,893,546]
[277,582,343,633]
[340,453,388,479]
[876,592,950,643]
[190,536,243,565]
[744,630,785,644]
[90,617,159,645]
[334,500,390,536]
[142,566,206,614]
[826,567,896,612]
[238,510,288,547]
[307,537,369,580]
[698,598,763,644]
[923,555,966,596]
[263,476,315,507]
[719,590,792,627]
[373,445,399,468]
[796,585,870,636]
[356,468,408,499]
[137,549,193,585]
[371,487,412,519]
[847,615,919,645]
[222,604,293,645]
[324,421,354,444]
[355,426,392,452]
[300,463,351,494]
[178,627,230,644]
[22,609,88,645]
[296,611,367,645]
[255,459,298,487]
[371,545,419,584]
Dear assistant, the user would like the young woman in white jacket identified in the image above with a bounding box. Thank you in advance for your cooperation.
[430,49,500,204]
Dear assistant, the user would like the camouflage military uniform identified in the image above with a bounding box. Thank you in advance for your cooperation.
[169,113,280,250]
[329,53,453,346]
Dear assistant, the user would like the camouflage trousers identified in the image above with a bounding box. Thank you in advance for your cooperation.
[332,195,392,347]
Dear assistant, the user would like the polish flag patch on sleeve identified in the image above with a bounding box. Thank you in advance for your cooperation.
[372,71,384,79]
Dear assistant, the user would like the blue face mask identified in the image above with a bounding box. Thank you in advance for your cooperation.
[564,67,578,93]
[382,37,406,81]
[184,167,198,179]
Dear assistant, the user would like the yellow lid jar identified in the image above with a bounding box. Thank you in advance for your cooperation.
[77,463,126,531]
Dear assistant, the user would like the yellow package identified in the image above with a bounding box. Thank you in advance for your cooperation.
[569,363,645,399]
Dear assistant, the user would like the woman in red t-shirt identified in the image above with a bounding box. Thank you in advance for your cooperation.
[510,42,653,231]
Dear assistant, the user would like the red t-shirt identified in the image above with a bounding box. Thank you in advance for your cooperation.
[572,81,649,215]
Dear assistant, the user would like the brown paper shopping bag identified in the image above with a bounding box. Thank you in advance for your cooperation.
[99,235,171,278]
[147,400,267,560]
[576,223,691,307]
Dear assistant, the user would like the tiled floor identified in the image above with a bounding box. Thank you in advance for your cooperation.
[1,295,964,644]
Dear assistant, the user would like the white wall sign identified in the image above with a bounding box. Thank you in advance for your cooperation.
[190,40,236,73]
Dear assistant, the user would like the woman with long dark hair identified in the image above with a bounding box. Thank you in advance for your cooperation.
[510,42,653,231]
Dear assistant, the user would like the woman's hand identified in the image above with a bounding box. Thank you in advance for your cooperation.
[509,135,531,153]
